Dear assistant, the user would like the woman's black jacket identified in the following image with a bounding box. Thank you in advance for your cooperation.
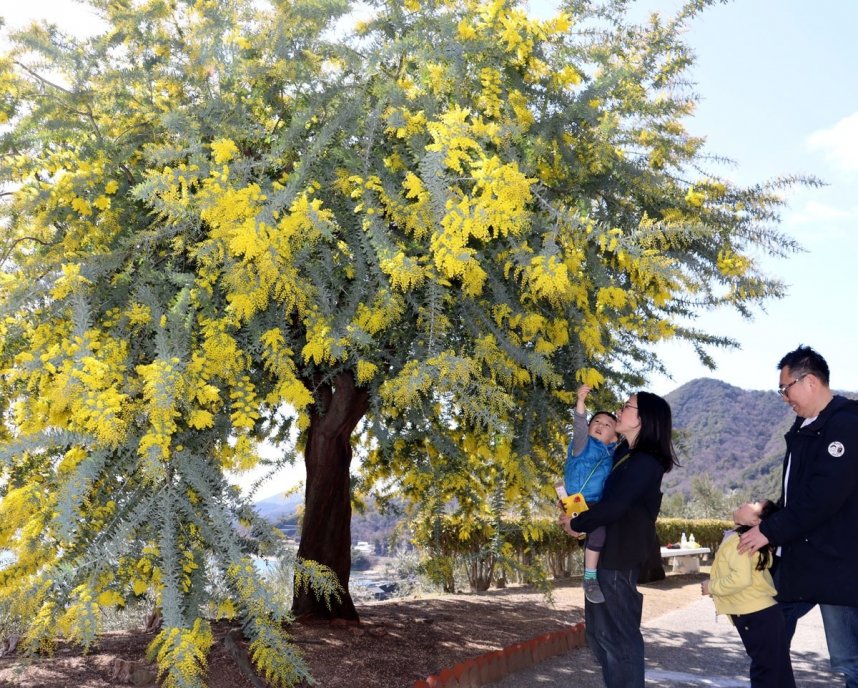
[571,447,665,570]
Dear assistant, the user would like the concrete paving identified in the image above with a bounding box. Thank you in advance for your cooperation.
[492,598,838,687]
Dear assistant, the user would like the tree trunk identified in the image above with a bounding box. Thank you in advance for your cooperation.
[292,371,368,621]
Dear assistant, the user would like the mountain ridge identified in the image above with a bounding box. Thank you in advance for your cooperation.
[665,376,856,498]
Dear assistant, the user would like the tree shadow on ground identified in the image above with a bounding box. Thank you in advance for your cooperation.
[644,626,838,687]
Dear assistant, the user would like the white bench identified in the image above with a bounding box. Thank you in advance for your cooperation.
[660,546,711,574]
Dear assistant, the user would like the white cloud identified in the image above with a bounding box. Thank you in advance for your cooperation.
[786,200,853,225]
[781,201,858,247]
[1,1,106,51]
[806,111,858,173]
[4,2,102,30]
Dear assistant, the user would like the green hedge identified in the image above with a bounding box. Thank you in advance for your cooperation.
[412,515,735,591]
[656,517,733,554]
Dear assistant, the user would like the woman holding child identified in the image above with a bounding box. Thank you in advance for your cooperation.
[559,391,678,688]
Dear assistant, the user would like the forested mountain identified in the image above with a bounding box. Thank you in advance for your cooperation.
[253,492,303,523]
[664,377,856,500]
[254,491,403,552]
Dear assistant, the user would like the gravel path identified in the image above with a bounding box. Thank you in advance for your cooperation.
[493,598,837,687]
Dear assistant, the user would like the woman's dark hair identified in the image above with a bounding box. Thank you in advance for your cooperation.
[631,391,679,473]
[736,501,777,571]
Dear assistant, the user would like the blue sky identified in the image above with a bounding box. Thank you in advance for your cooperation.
[522,0,858,395]
[616,0,858,395]
[4,1,858,495]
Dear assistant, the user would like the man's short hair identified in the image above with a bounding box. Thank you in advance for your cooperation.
[778,345,830,386]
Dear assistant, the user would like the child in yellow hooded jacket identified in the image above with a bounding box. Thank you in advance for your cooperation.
[701,501,795,688]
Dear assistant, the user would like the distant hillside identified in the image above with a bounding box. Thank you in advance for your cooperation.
[253,492,302,523]
[664,377,856,499]
[253,491,403,552]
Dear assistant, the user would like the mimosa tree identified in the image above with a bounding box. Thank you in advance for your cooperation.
[0,0,802,685]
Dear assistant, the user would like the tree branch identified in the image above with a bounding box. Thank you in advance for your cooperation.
[223,629,270,688]
[1,236,51,266]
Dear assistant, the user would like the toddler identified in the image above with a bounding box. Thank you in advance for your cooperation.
[559,385,618,603]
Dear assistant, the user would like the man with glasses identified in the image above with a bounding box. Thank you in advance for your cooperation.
[735,345,858,687]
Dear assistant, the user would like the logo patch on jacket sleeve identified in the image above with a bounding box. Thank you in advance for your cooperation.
[828,441,845,457]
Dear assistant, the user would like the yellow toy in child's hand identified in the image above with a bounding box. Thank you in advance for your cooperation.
[562,492,589,518]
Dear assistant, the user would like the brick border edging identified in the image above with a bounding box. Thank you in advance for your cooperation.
[413,621,587,688]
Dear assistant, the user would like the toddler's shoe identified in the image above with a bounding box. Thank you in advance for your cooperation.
[583,578,605,604]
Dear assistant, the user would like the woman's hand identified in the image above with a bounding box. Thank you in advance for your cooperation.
[700,580,710,596]
[558,512,582,538]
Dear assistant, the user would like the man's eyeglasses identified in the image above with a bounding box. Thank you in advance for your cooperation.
[777,375,806,397]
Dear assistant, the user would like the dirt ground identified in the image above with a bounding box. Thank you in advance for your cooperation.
[0,572,707,688]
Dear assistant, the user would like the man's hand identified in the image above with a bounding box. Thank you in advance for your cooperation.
[738,525,770,555]
[733,502,762,527]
